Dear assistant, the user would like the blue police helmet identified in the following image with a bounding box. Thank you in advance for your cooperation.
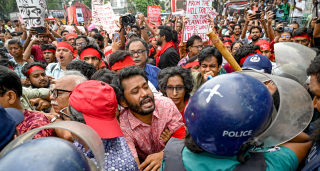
[0,137,92,171]
[185,73,273,156]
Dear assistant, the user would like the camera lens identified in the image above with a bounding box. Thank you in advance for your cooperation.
[122,16,130,26]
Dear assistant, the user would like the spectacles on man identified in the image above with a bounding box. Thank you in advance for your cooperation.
[76,42,87,46]
[280,35,290,39]
[130,50,146,56]
[59,107,72,120]
[164,85,186,93]
[50,89,72,98]
[191,45,204,50]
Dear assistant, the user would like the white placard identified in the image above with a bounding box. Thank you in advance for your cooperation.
[16,0,47,29]
[93,2,118,35]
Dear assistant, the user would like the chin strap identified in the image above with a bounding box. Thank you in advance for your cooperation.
[238,137,265,163]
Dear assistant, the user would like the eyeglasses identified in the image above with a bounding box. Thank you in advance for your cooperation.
[191,45,204,50]
[280,35,290,39]
[76,42,86,46]
[164,85,186,93]
[59,107,71,120]
[130,50,146,56]
[50,89,72,98]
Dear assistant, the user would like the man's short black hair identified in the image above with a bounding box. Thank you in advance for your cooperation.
[131,25,140,31]
[116,65,148,101]
[4,19,10,24]
[66,61,97,79]
[307,55,320,83]
[93,34,104,41]
[21,62,47,77]
[249,26,262,34]
[239,19,245,24]
[158,25,173,42]
[109,50,132,68]
[232,24,241,30]
[91,28,99,34]
[198,46,222,66]
[0,66,22,97]
[234,44,260,64]
[8,39,23,48]
[125,38,149,57]
[77,44,104,60]
[41,44,56,51]
[61,30,69,36]
[75,35,90,44]
[0,58,16,69]
[293,28,313,39]
[291,21,300,28]
[186,35,202,53]
[157,67,194,100]
[172,30,179,43]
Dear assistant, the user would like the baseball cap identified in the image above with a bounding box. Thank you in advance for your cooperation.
[127,32,138,39]
[69,80,123,139]
[0,105,24,149]
[242,54,272,74]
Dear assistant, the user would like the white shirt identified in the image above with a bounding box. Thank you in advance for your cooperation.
[293,0,305,17]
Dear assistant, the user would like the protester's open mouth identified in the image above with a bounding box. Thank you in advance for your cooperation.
[59,56,64,61]
[141,98,153,108]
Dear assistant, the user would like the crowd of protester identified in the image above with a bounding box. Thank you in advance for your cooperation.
[2,0,320,170]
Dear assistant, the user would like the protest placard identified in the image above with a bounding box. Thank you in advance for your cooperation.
[16,0,46,29]
[92,0,104,24]
[183,0,213,42]
[93,2,118,35]
[76,8,84,22]
[147,6,161,26]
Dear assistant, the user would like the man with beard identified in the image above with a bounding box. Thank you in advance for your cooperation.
[41,44,56,64]
[126,38,161,90]
[116,66,185,170]
[75,35,89,59]
[46,42,74,79]
[231,24,242,42]
[78,44,103,71]
[153,25,180,69]
[21,62,50,88]
[243,26,264,45]
[23,27,57,62]
[93,33,104,51]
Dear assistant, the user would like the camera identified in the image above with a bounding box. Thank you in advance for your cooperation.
[255,11,261,19]
[277,22,293,33]
[122,13,135,26]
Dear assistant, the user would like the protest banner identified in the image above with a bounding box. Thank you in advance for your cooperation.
[92,0,104,24]
[63,25,86,34]
[16,0,46,29]
[76,8,84,22]
[93,2,118,35]
[147,6,161,26]
[183,0,213,42]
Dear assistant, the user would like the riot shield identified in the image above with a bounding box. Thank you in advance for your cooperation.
[237,71,313,147]
[0,121,106,171]
[273,42,316,85]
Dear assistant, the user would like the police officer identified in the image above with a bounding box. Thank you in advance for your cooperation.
[160,73,312,171]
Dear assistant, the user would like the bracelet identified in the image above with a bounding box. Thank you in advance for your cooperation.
[316,20,320,24]
[51,114,60,122]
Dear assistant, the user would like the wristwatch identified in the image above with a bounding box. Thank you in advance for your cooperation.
[140,26,145,30]
[51,114,61,122]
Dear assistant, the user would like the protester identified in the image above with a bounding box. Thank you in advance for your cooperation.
[41,44,56,64]
[74,35,90,59]
[190,46,226,95]
[21,62,50,88]
[46,42,74,79]
[126,38,161,90]
[116,66,185,169]
[92,33,104,51]
[178,35,203,67]
[8,39,28,81]
[78,44,104,70]
[183,56,200,73]
[154,25,180,69]
[0,66,55,138]
[66,33,77,52]
[292,28,313,46]
[68,80,139,170]
[292,0,306,24]
[277,0,291,22]
[158,67,193,123]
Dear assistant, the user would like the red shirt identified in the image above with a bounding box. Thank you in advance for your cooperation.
[180,101,188,124]
[120,96,185,159]
[31,45,46,62]
[16,110,56,139]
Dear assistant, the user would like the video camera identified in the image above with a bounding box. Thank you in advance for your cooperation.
[277,22,293,33]
[122,13,135,26]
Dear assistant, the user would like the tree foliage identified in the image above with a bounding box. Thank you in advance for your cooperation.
[127,0,155,16]
[0,0,18,20]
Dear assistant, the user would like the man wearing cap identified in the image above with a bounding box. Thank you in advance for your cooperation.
[127,32,139,43]
[66,33,77,53]
[255,40,276,69]
[126,38,161,91]
[116,66,185,170]
[78,44,103,71]
[46,42,74,79]
[0,66,55,138]
[242,54,272,74]
[0,105,24,151]
[68,80,138,171]
[41,44,56,64]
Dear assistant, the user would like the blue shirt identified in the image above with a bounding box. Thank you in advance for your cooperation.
[144,64,161,91]
[9,58,27,79]
[161,146,298,171]
[45,63,64,79]
[74,137,138,171]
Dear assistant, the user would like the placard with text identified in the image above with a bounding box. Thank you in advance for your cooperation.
[147,6,161,26]
[16,0,47,29]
